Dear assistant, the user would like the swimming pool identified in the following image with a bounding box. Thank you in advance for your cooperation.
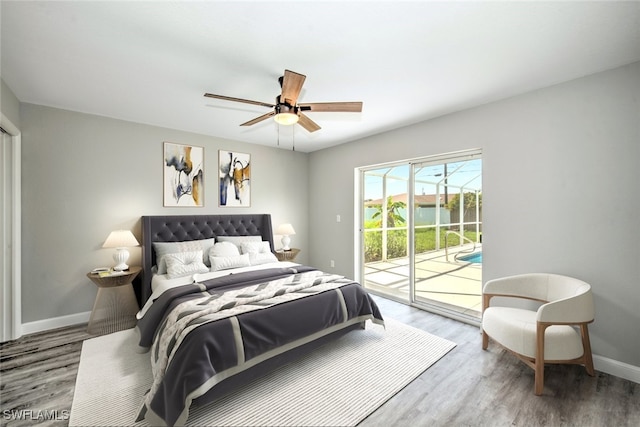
[458,252,482,264]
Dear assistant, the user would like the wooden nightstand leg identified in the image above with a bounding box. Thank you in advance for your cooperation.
[87,284,139,335]
[87,288,108,335]
[112,284,140,332]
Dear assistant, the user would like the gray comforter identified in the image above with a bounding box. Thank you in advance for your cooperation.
[135,265,384,426]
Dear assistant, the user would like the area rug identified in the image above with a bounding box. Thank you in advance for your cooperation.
[70,318,455,427]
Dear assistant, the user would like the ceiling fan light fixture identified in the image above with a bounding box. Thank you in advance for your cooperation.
[273,103,299,125]
[205,69,362,132]
[273,112,299,125]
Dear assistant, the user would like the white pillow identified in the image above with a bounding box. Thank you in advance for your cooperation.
[210,241,240,257]
[240,241,271,255]
[154,238,216,274]
[249,252,279,265]
[216,235,261,252]
[164,250,209,279]
[210,253,251,272]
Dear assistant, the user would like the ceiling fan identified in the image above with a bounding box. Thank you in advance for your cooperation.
[204,69,363,133]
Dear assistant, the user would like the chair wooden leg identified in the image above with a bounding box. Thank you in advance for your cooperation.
[481,294,491,351]
[581,323,595,376]
[535,323,548,395]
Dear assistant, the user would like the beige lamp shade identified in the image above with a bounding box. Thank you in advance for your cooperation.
[103,230,139,271]
[275,223,296,236]
[103,230,139,248]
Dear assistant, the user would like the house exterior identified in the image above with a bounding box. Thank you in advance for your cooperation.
[364,192,483,231]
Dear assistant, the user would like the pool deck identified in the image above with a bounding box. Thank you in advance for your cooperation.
[364,244,482,318]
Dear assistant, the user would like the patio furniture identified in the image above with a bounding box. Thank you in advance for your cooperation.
[481,273,595,395]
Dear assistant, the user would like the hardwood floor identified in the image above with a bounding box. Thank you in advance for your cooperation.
[1,296,638,426]
[1,325,91,427]
[363,296,639,426]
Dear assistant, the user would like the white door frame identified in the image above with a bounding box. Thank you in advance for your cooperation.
[356,149,482,324]
[1,113,22,342]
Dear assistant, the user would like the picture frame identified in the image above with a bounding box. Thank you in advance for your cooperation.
[163,142,204,207]
[219,150,251,207]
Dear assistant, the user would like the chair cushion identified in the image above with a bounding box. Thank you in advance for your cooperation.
[483,307,584,360]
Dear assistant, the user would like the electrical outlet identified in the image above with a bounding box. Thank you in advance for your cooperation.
[336,214,341,223]
[330,260,335,268]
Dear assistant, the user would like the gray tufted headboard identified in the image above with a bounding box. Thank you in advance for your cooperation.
[139,214,274,305]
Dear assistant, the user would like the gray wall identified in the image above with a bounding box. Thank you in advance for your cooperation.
[308,62,640,366]
[19,104,309,322]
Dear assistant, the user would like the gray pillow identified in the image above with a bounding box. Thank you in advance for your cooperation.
[153,238,216,274]
[216,235,261,251]
[240,241,272,255]
[248,252,279,265]
[164,250,209,279]
[210,241,241,257]
[210,253,251,272]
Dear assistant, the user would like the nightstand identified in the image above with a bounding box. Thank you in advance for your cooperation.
[86,266,141,335]
[275,248,300,262]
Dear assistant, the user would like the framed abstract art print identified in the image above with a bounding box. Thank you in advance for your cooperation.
[163,142,204,207]
[219,150,250,207]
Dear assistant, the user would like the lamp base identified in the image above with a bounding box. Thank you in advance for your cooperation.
[281,235,291,251]
[113,248,130,271]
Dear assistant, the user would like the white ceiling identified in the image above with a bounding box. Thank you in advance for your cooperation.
[2,1,639,152]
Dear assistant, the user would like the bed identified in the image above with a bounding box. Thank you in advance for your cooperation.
[134,214,384,427]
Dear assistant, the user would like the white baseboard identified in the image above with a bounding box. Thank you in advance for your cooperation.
[594,354,640,385]
[21,311,91,336]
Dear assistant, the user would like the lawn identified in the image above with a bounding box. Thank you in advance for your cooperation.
[364,226,480,263]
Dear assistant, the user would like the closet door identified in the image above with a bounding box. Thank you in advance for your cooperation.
[1,122,22,342]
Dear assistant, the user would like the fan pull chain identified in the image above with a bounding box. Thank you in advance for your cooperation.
[292,126,295,152]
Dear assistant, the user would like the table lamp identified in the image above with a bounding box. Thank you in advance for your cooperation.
[275,223,296,251]
[103,230,139,271]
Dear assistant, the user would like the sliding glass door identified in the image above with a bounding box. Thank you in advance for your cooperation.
[361,164,410,303]
[360,150,482,322]
[411,154,482,320]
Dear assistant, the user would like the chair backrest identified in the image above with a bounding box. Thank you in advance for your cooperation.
[483,273,595,323]
[537,274,595,323]
[545,274,590,301]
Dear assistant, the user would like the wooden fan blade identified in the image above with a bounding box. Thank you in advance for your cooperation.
[280,70,306,106]
[204,93,274,108]
[240,111,276,126]
[297,113,321,132]
[298,102,363,112]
